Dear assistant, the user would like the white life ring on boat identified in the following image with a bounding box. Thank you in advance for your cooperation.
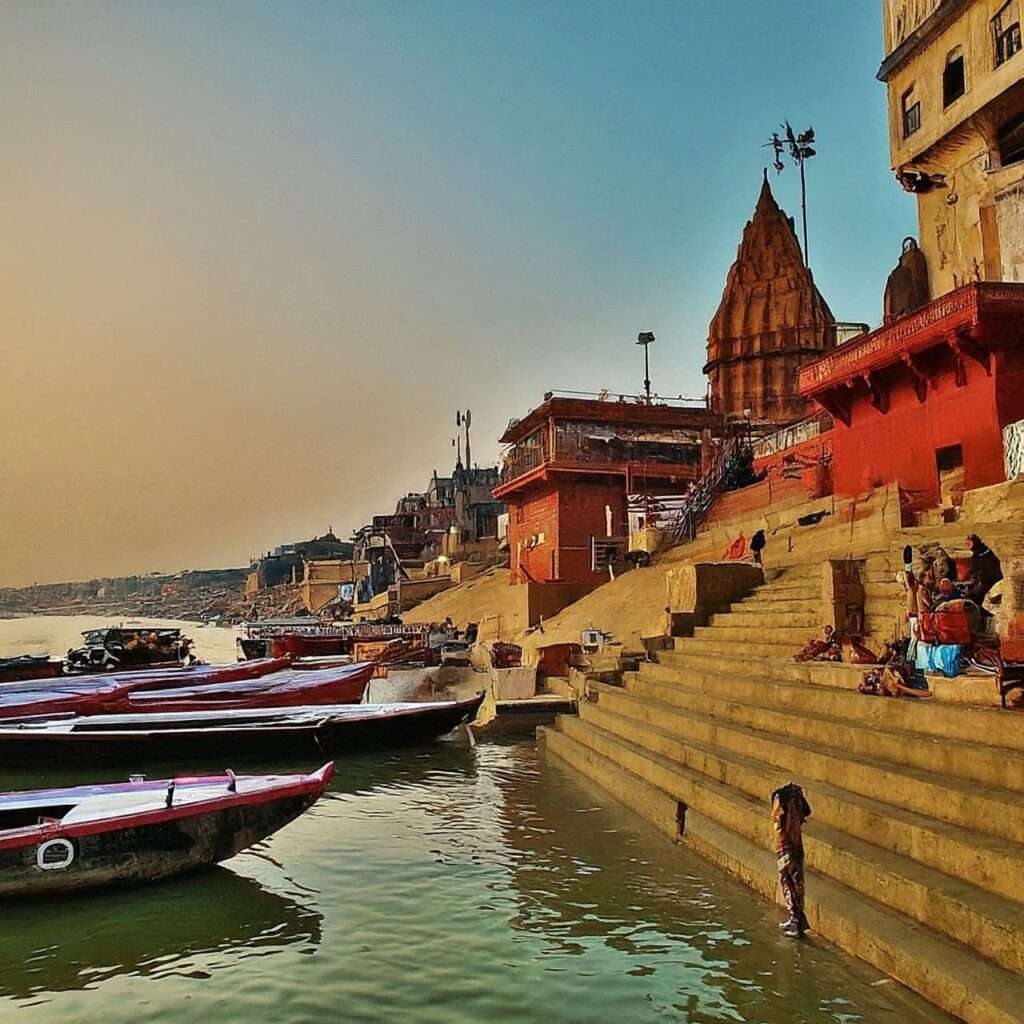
[36,838,74,870]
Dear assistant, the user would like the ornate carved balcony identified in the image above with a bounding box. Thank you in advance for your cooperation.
[797,282,1024,425]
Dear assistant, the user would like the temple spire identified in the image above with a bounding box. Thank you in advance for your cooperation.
[704,176,835,425]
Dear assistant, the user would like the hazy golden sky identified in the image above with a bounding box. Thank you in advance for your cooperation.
[1,3,911,586]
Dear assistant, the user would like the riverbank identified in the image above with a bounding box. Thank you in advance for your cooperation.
[0,615,240,665]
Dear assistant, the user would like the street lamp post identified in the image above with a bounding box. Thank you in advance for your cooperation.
[767,122,816,272]
[636,331,655,403]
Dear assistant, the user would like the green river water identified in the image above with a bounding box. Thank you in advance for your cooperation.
[0,618,949,1023]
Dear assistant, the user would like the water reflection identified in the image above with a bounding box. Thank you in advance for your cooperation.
[0,868,321,1003]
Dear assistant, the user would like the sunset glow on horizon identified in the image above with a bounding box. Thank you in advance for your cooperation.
[1,2,913,586]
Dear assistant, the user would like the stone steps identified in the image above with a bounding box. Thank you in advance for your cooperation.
[566,700,1024,975]
[601,679,1024,837]
[692,622,816,644]
[624,670,1024,793]
[542,552,1024,1019]
[655,638,1015,712]
[733,595,820,615]
[670,635,802,659]
[542,722,1024,1022]
[747,583,820,601]
[710,608,822,629]
[661,646,851,686]
[581,690,1024,888]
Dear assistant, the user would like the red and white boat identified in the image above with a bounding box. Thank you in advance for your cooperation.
[0,763,334,896]
[125,663,373,712]
[0,657,291,697]
[0,661,372,720]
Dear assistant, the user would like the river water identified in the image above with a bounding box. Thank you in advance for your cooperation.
[0,617,948,1023]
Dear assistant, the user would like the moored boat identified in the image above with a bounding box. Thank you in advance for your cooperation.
[0,657,290,693]
[0,693,485,764]
[125,663,373,712]
[0,656,64,684]
[0,661,368,721]
[0,764,334,897]
[64,626,196,674]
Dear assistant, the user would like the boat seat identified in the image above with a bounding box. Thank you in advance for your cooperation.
[59,784,230,824]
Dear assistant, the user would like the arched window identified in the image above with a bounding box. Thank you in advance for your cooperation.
[998,111,1024,167]
[943,46,965,107]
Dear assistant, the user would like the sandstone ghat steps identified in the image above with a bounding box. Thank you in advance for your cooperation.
[651,651,1024,750]
[541,723,1024,1024]
[552,709,1024,977]
[576,694,1024,903]
[539,556,1024,1021]
[626,667,1024,792]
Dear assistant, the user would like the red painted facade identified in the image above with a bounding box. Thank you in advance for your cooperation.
[799,283,1024,509]
[496,395,717,584]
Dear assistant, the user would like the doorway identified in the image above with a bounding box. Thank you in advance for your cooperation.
[936,444,965,508]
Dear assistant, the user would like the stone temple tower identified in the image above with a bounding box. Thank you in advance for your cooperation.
[705,173,836,425]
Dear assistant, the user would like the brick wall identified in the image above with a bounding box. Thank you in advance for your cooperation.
[507,486,560,583]
[556,478,627,583]
[506,476,628,584]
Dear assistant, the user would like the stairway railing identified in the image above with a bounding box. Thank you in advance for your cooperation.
[669,434,747,543]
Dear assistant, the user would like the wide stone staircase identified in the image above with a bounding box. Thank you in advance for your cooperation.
[540,564,1024,1023]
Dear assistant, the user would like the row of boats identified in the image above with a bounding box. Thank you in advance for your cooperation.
[0,630,485,897]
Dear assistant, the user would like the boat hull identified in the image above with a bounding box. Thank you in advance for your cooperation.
[0,768,332,897]
[0,695,484,765]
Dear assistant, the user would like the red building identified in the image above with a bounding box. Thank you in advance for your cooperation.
[494,393,718,586]
[799,282,1024,509]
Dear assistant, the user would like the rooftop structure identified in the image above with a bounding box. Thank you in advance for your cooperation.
[495,392,717,586]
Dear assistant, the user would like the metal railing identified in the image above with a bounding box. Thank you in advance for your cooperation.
[667,434,746,543]
[499,443,546,484]
[542,388,707,408]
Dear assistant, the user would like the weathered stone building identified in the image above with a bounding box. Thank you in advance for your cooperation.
[705,175,837,425]
[880,0,1024,290]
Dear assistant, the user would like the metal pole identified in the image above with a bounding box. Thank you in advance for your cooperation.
[799,156,809,271]
[643,344,651,403]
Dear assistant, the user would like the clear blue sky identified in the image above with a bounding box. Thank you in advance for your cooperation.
[0,2,915,584]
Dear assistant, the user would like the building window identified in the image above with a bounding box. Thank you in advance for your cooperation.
[993,0,1022,67]
[998,111,1024,166]
[902,87,921,138]
[943,47,965,106]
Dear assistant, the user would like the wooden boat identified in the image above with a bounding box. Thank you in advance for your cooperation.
[0,657,290,693]
[0,656,64,684]
[125,663,373,712]
[0,661,369,721]
[0,694,485,764]
[0,763,334,896]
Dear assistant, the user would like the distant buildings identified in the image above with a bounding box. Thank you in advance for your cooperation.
[244,531,353,596]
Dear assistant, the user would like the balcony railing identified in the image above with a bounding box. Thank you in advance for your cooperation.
[499,436,702,487]
[542,388,707,408]
[798,283,1024,394]
[499,443,547,485]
